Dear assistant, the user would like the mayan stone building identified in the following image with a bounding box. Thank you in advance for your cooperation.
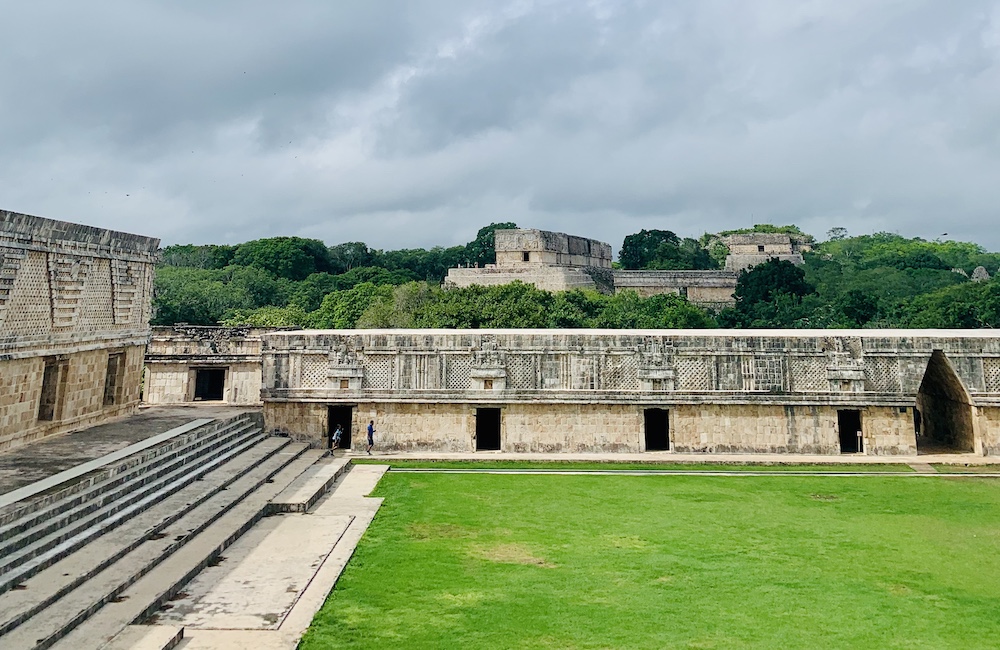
[0,210,158,451]
[261,329,1000,456]
[445,229,615,293]
[143,326,273,405]
[721,232,812,273]
[444,228,817,309]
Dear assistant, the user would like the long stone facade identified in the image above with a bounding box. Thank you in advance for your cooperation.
[261,329,1000,457]
[0,210,158,451]
[143,326,272,405]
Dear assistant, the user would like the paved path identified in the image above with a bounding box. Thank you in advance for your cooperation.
[173,464,389,650]
[0,406,254,495]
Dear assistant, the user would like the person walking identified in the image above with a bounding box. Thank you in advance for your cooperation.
[366,420,376,455]
[332,424,343,450]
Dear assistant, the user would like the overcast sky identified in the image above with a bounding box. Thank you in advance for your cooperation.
[3,1,1000,252]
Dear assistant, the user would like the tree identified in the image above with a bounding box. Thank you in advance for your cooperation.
[726,259,816,328]
[309,283,394,329]
[465,222,518,267]
[231,237,333,280]
[328,242,374,273]
[826,227,848,241]
[619,230,680,270]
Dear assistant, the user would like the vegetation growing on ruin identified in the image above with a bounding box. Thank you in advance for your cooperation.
[301,471,1000,649]
[153,224,1000,329]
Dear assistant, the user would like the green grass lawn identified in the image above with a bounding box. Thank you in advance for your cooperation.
[351,458,916,472]
[302,473,1000,649]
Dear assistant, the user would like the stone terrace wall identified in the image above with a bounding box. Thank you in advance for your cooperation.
[262,329,1000,456]
[0,210,158,450]
[612,270,737,307]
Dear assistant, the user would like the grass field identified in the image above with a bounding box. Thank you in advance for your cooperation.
[351,458,917,472]
[301,471,1000,649]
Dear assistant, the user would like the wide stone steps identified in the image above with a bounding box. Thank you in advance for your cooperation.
[49,449,326,650]
[0,436,293,640]
[0,414,259,559]
[0,416,268,592]
[0,442,321,650]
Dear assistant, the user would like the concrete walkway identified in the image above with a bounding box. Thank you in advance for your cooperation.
[164,464,388,650]
[346,449,1000,466]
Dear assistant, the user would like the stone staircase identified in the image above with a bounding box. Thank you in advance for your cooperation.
[0,412,351,650]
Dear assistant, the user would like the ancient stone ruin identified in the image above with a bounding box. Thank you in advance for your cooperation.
[261,328,1000,457]
[0,209,158,452]
[445,228,811,308]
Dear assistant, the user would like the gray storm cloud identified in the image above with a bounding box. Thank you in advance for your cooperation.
[2,0,999,251]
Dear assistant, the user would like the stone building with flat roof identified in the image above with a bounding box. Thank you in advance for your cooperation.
[0,210,158,451]
[143,326,275,405]
[260,328,1000,457]
[445,228,739,307]
[722,232,812,273]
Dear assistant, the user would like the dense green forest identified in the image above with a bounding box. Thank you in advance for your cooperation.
[153,224,1000,330]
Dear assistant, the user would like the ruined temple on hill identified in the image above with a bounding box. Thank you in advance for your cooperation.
[261,329,1000,457]
[444,228,809,308]
[0,210,158,451]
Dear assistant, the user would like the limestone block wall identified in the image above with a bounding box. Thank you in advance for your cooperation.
[612,270,737,307]
[0,210,158,450]
[0,345,145,452]
[263,401,327,445]
[444,266,599,292]
[144,363,189,404]
[494,229,613,269]
[974,406,1000,455]
[262,329,1000,456]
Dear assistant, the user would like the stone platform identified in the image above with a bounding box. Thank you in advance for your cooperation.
[0,405,254,495]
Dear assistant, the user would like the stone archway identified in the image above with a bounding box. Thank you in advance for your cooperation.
[915,350,976,453]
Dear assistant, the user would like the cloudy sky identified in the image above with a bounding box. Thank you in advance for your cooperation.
[3,1,1000,252]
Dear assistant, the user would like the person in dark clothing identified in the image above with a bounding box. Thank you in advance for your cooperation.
[366,420,376,455]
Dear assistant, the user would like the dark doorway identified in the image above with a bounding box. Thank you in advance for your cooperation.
[194,368,226,401]
[476,408,501,451]
[916,350,975,453]
[328,406,354,449]
[103,353,124,406]
[644,408,670,451]
[838,409,863,453]
[38,359,65,422]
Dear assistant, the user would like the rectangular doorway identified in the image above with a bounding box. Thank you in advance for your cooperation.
[838,409,863,453]
[38,359,66,422]
[476,408,501,451]
[644,408,670,451]
[328,406,354,450]
[194,368,226,401]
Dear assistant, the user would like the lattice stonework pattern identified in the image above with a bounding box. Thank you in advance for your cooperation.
[300,355,328,388]
[864,357,900,392]
[753,356,785,391]
[792,357,828,392]
[79,258,115,331]
[603,355,639,391]
[506,355,536,389]
[676,356,711,391]
[446,355,472,390]
[363,355,393,390]
[984,358,1000,393]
